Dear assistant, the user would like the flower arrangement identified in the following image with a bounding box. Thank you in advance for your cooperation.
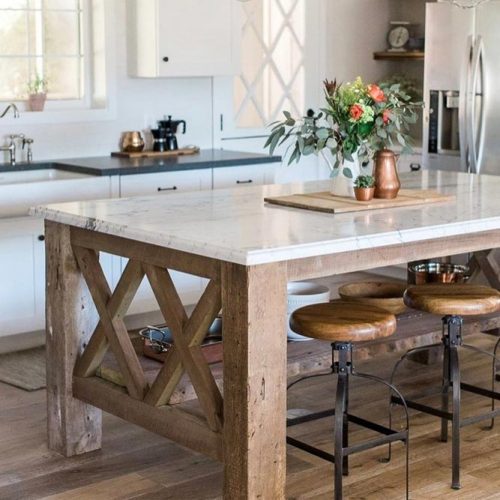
[265,77,419,180]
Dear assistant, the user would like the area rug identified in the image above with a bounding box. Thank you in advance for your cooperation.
[0,346,45,391]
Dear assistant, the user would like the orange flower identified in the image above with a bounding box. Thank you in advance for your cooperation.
[350,104,364,121]
[383,109,391,124]
[368,84,386,103]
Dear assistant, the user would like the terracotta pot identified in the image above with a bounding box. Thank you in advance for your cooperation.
[28,93,46,112]
[373,149,400,199]
[354,186,375,201]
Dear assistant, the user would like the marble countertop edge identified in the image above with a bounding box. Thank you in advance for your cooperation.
[30,205,500,267]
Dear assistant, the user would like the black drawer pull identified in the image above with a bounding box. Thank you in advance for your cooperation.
[157,186,178,192]
[162,56,169,62]
[38,235,45,242]
[410,163,421,172]
[236,179,253,184]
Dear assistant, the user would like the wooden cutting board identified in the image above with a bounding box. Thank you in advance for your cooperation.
[111,147,199,159]
[264,189,455,214]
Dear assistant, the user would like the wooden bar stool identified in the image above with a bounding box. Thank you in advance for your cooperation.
[287,301,410,500]
[390,283,500,490]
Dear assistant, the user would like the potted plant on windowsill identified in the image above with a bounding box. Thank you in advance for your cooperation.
[353,175,376,201]
[26,74,48,112]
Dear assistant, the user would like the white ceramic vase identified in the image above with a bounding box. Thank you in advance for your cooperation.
[321,150,361,198]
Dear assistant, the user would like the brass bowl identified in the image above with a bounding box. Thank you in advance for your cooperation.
[121,131,145,153]
[338,281,407,315]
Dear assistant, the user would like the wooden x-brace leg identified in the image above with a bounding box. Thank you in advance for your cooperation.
[73,246,148,400]
[143,264,223,432]
[74,258,145,379]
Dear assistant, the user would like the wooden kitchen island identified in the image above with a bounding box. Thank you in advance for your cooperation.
[32,171,500,499]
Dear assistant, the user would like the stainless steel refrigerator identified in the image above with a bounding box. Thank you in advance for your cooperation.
[423,1,500,174]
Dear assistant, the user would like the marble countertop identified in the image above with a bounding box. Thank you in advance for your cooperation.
[32,171,500,266]
[0,150,281,176]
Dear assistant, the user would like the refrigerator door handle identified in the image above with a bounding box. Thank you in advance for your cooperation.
[459,35,474,172]
[468,37,486,174]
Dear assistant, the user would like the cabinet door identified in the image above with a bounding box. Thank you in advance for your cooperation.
[120,170,211,315]
[0,217,45,336]
[128,0,239,77]
[213,164,275,190]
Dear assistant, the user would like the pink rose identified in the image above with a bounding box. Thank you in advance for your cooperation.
[383,109,391,124]
[368,84,386,103]
[350,104,364,121]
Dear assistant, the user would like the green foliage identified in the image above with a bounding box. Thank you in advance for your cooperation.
[354,175,375,189]
[264,76,422,177]
[27,74,48,95]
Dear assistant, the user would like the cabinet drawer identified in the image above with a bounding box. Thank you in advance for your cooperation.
[0,174,111,218]
[120,169,211,198]
[212,165,269,190]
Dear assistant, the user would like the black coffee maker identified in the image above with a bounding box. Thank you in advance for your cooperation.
[151,115,186,152]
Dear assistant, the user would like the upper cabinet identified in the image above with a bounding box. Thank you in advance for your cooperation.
[127,0,240,78]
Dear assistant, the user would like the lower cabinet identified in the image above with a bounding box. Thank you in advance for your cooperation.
[119,169,212,316]
[0,217,116,338]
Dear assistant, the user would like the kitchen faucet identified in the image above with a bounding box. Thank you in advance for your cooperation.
[0,103,20,119]
[0,134,32,165]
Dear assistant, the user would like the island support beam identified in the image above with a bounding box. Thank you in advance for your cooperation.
[45,221,102,457]
[222,262,288,499]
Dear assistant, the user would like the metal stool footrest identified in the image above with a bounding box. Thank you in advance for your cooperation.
[288,409,408,463]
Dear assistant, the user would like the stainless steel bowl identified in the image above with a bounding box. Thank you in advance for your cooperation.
[408,262,470,285]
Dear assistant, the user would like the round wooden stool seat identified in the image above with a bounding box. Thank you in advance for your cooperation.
[404,284,500,316]
[290,301,397,342]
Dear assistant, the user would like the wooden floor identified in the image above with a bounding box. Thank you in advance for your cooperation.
[1,333,500,499]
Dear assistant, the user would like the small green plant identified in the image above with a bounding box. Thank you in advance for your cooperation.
[27,74,48,95]
[354,175,375,189]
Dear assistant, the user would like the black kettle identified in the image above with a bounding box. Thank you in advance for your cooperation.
[157,115,186,151]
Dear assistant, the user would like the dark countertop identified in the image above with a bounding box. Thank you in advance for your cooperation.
[0,150,282,176]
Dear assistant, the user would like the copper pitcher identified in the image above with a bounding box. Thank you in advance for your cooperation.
[373,149,400,199]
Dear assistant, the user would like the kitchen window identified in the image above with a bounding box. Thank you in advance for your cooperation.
[0,0,106,112]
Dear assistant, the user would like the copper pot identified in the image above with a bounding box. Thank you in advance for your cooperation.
[121,131,145,153]
[373,149,400,199]
[407,262,470,285]
[354,187,375,202]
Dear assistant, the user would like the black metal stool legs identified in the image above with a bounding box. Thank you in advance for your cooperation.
[442,316,463,490]
[287,342,410,500]
[392,315,500,490]
[334,359,348,497]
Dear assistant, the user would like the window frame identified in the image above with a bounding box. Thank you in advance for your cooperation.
[0,0,115,123]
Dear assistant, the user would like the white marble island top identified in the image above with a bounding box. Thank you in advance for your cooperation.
[32,171,500,266]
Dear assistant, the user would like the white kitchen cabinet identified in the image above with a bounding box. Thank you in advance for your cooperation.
[120,169,212,314]
[212,163,276,190]
[127,0,240,78]
[0,217,45,337]
[0,217,114,338]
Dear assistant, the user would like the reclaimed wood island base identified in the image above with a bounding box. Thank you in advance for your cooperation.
[34,171,500,499]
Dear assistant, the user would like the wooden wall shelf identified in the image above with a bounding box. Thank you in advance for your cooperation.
[374,51,425,61]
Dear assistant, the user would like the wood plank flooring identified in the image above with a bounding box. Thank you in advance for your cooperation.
[0,333,500,499]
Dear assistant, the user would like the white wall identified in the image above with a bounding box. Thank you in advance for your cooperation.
[326,0,393,84]
[0,0,214,163]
